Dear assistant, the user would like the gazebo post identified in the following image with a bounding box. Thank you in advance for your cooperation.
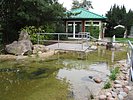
[65,21,68,33]
[82,20,85,32]
[73,22,76,38]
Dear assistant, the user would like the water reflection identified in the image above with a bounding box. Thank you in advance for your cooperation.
[112,51,115,63]
[57,61,110,100]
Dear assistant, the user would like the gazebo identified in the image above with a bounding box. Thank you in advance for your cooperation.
[63,8,107,40]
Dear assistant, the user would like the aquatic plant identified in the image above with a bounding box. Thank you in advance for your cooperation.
[103,81,112,89]
[109,67,120,80]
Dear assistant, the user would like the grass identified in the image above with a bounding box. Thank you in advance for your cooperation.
[103,67,120,89]
[103,81,112,89]
[109,67,120,81]
[116,38,133,42]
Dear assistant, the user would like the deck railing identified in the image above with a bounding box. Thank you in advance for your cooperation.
[127,40,133,81]
[37,32,90,49]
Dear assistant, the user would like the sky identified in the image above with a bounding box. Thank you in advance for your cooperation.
[58,0,133,16]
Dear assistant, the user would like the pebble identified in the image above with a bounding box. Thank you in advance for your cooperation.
[107,97,115,100]
[119,92,128,97]
[88,76,93,79]
[114,80,121,84]
[122,71,128,74]
[123,87,129,94]
[125,86,132,91]
[98,60,132,100]
[99,95,106,100]
[116,88,123,92]
[93,77,102,83]
[124,81,129,86]
[114,84,122,88]
[106,92,112,97]
[118,94,124,100]
[111,91,117,98]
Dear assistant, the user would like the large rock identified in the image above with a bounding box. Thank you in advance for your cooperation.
[6,40,32,55]
[5,31,33,55]
[18,31,30,41]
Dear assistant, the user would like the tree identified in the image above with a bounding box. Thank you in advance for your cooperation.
[0,0,65,43]
[125,10,133,34]
[105,4,133,37]
[80,0,93,10]
[71,0,93,10]
[72,0,80,9]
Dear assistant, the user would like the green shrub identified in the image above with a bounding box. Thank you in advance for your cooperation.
[21,25,55,44]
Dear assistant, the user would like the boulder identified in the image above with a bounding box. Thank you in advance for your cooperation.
[6,40,32,55]
[5,31,33,55]
[18,30,30,41]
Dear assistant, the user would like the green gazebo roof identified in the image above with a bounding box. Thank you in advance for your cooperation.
[65,8,106,20]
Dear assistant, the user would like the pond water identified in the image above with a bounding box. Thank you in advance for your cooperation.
[57,62,109,100]
[0,47,127,100]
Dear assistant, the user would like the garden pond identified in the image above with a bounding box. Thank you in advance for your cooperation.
[0,47,127,100]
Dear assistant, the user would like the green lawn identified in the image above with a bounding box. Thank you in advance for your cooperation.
[116,38,133,42]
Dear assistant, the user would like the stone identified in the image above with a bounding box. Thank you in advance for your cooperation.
[6,40,32,55]
[118,94,124,100]
[111,91,117,98]
[114,84,122,88]
[90,45,97,50]
[122,71,128,74]
[112,88,119,94]
[124,81,129,86]
[88,76,93,79]
[125,86,132,91]
[107,97,115,100]
[116,88,123,92]
[114,80,121,84]
[119,92,128,97]
[33,44,49,54]
[93,77,102,83]
[105,92,112,97]
[18,31,30,41]
[99,95,106,100]
[123,87,129,94]
[5,31,33,55]
[106,42,113,50]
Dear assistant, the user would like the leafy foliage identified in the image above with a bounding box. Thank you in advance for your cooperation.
[71,0,93,10]
[21,26,55,44]
[0,0,65,43]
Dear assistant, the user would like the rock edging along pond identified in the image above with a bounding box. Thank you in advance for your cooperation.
[98,60,132,100]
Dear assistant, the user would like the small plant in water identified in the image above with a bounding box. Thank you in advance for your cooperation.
[109,67,120,81]
[104,81,111,89]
